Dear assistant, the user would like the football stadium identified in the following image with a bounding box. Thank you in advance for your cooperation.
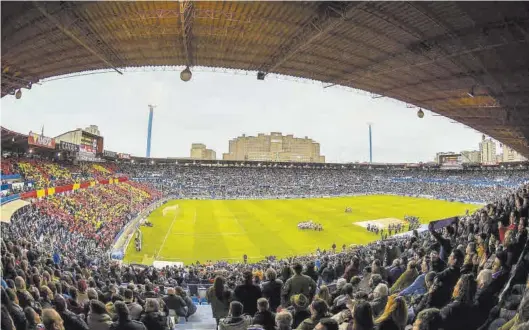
[2,2,529,330]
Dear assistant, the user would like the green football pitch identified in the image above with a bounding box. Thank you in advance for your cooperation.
[123,195,479,265]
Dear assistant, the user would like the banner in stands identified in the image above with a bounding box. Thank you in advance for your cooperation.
[104,150,117,158]
[79,144,96,154]
[118,153,131,159]
[28,131,55,149]
[58,141,79,152]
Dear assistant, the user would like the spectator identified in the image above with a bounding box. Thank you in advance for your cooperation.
[24,307,43,330]
[411,308,442,330]
[276,311,294,330]
[370,284,389,319]
[315,285,332,307]
[234,271,262,316]
[109,301,146,330]
[261,268,283,312]
[207,276,231,326]
[315,318,339,330]
[286,294,311,329]
[174,286,196,319]
[350,300,375,330]
[139,298,168,330]
[219,301,252,330]
[162,287,187,320]
[283,263,317,306]
[54,295,89,330]
[439,273,477,330]
[253,298,275,330]
[297,298,330,330]
[124,289,142,321]
[374,295,407,330]
[42,309,65,330]
[87,300,113,330]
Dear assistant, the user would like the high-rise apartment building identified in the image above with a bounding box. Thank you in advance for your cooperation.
[190,143,216,160]
[222,132,325,163]
[501,146,527,162]
[479,138,497,164]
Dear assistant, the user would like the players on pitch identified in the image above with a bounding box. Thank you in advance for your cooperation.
[298,220,323,231]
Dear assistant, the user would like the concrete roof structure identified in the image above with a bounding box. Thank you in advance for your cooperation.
[2,1,529,155]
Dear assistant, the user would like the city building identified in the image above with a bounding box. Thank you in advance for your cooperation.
[434,151,456,164]
[190,143,216,160]
[222,132,325,163]
[479,138,497,164]
[501,145,527,162]
[460,150,481,163]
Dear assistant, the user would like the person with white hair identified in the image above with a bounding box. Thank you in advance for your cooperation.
[370,283,389,318]
[276,311,294,330]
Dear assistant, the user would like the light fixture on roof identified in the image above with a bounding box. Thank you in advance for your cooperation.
[29,148,34,154]
[57,152,61,157]
[417,108,424,118]
[15,89,22,99]
[180,66,192,82]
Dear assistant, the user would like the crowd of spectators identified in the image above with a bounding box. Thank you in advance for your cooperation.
[1,155,122,192]
[124,164,527,203]
[1,158,528,330]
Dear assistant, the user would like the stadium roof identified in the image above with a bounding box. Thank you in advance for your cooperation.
[2,1,529,156]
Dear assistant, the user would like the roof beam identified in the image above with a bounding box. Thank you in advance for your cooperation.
[326,13,528,88]
[258,2,364,76]
[179,0,195,67]
[32,1,123,75]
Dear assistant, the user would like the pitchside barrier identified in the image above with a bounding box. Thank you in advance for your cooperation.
[110,196,177,260]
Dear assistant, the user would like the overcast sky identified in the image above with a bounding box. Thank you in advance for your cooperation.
[1,68,484,163]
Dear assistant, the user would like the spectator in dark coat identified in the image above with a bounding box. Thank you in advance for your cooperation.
[109,301,147,330]
[439,273,477,330]
[411,308,443,330]
[343,257,361,283]
[2,287,27,330]
[434,249,463,307]
[162,287,187,318]
[124,289,143,321]
[207,276,232,326]
[175,287,196,319]
[252,298,276,330]
[54,295,89,330]
[261,268,283,312]
[234,271,262,316]
[139,299,168,330]
[303,262,319,283]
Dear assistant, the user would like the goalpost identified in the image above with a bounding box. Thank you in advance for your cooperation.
[162,204,179,217]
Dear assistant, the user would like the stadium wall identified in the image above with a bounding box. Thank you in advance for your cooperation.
[110,197,174,261]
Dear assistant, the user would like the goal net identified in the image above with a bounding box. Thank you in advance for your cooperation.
[162,205,179,217]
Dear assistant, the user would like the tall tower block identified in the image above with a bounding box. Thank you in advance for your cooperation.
[146,104,156,158]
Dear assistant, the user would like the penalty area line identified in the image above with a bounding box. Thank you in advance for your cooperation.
[155,210,179,260]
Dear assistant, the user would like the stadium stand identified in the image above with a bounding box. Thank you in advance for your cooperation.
[1,150,529,330]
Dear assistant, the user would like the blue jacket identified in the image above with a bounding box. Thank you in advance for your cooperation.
[399,273,426,296]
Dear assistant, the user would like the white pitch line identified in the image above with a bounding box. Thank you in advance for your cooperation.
[155,210,179,260]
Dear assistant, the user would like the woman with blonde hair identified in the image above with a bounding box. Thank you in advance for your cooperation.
[374,295,407,330]
[315,286,332,307]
